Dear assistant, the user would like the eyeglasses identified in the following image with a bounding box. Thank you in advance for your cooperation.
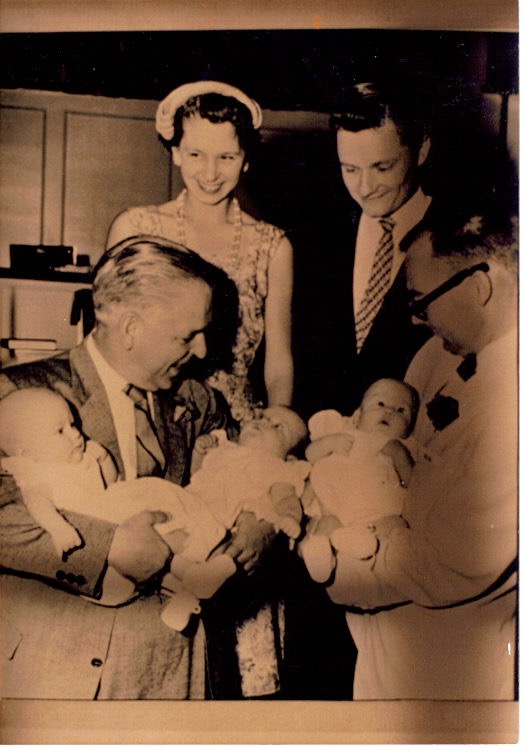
[408,262,489,321]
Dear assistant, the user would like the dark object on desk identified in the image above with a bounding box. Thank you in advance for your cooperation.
[70,289,95,337]
[75,254,91,268]
[10,244,74,273]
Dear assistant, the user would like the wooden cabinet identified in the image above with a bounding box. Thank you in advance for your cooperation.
[0,104,45,260]
[0,88,180,269]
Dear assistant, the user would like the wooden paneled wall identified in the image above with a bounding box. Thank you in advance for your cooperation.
[0,89,175,267]
[0,88,518,269]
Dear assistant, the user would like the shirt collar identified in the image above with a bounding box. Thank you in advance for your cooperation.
[85,332,128,396]
[476,326,518,373]
[387,188,431,244]
[360,188,430,244]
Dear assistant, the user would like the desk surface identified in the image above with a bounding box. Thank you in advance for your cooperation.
[0,267,92,284]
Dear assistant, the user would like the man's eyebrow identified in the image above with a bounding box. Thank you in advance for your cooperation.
[372,157,398,167]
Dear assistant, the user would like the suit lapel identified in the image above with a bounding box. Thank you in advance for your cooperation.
[69,343,125,477]
[365,262,408,336]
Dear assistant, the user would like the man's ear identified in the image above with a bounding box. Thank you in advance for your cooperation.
[473,267,493,307]
[119,310,139,350]
[417,135,431,167]
[172,147,182,167]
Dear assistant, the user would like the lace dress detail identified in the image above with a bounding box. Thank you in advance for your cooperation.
[120,203,285,423]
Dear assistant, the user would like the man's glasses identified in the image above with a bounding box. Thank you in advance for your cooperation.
[408,262,489,321]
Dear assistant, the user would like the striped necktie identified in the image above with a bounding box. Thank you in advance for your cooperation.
[354,217,395,353]
[125,384,166,477]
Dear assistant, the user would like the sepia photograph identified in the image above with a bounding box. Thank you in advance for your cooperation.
[0,0,518,744]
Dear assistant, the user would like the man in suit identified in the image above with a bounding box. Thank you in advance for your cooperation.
[293,79,433,418]
[286,78,436,701]
[0,236,269,699]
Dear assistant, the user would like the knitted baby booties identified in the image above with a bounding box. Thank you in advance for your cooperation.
[301,535,336,583]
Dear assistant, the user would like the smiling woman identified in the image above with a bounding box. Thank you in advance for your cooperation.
[106,80,294,425]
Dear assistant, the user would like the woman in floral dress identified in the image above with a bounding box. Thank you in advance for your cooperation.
[106,80,293,424]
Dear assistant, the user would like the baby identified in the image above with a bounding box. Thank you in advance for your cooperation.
[162,403,309,627]
[0,388,231,615]
[189,404,309,539]
[0,387,118,558]
[0,388,308,629]
[300,378,419,583]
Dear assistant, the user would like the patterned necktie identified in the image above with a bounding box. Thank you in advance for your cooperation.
[355,217,395,353]
[125,384,166,477]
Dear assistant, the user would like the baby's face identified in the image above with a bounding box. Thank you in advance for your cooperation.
[239,407,305,458]
[358,380,414,439]
[17,395,85,464]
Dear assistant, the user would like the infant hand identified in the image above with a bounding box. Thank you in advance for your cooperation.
[85,439,106,461]
[277,515,301,540]
[53,521,82,559]
[328,433,355,456]
[194,433,219,454]
[306,433,355,463]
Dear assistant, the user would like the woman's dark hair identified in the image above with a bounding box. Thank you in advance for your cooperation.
[169,93,260,158]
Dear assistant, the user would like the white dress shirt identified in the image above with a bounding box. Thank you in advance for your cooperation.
[85,334,139,479]
[353,188,432,320]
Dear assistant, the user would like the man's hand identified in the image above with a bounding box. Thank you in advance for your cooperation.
[225,511,276,573]
[108,510,171,586]
[381,439,415,487]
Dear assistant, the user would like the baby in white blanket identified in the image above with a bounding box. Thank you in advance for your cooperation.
[300,378,419,583]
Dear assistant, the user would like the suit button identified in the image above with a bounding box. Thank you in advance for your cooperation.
[91,658,103,667]
[56,570,66,580]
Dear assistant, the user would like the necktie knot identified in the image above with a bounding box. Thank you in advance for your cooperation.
[126,384,148,411]
[379,217,395,234]
[125,384,166,477]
